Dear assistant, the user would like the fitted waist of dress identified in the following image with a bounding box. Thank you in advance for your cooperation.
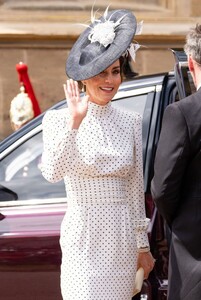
[65,175,127,206]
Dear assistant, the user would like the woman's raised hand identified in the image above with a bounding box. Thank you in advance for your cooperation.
[63,79,89,129]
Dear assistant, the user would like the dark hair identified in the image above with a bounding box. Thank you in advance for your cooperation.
[120,55,139,79]
[184,23,201,65]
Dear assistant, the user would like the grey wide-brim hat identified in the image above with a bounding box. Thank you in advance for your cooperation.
[66,8,137,81]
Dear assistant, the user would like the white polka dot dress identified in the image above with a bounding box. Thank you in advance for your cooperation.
[41,101,149,300]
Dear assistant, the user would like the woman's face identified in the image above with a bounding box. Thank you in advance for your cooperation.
[83,60,122,106]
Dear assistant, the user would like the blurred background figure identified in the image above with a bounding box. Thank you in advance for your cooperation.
[10,62,41,131]
[10,84,34,131]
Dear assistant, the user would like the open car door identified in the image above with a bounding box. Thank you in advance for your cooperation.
[172,49,196,100]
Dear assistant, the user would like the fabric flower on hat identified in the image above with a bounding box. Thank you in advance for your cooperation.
[88,7,129,48]
[88,20,116,48]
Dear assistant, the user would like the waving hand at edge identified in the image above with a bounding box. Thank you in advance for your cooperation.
[63,79,89,129]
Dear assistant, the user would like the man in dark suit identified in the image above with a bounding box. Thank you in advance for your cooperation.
[151,24,201,300]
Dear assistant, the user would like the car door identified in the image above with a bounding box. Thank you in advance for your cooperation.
[172,49,196,99]
[0,126,66,300]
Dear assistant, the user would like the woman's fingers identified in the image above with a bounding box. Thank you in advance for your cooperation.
[69,79,76,97]
[67,80,73,98]
[63,83,67,99]
[63,79,88,122]
[64,79,80,101]
[73,80,80,98]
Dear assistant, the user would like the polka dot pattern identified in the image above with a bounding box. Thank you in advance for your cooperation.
[41,101,149,300]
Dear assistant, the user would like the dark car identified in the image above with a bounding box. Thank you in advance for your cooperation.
[0,50,194,300]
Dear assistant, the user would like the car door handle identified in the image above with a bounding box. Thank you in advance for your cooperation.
[0,213,5,221]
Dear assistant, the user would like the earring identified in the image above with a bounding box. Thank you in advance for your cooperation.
[82,82,86,94]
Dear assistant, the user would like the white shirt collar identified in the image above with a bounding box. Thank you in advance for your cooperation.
[197,83,201,91]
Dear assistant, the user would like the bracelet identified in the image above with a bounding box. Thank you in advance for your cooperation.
[137,247,150,253]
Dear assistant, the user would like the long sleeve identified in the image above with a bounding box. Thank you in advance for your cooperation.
[151,103,190,226]
[41,109,78,183]
[126,113,149,248]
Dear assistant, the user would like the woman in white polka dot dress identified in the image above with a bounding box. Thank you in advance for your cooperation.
[41,7,155,300]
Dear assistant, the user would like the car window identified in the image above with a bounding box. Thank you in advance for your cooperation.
[0,132,66,201]
[112,94,147,116]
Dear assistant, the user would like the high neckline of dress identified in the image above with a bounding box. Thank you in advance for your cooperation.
[88,101,112,116]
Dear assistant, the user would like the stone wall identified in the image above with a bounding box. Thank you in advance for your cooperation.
[0,0,200,139]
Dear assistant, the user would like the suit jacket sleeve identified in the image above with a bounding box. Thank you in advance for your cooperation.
[151,103,190,226]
